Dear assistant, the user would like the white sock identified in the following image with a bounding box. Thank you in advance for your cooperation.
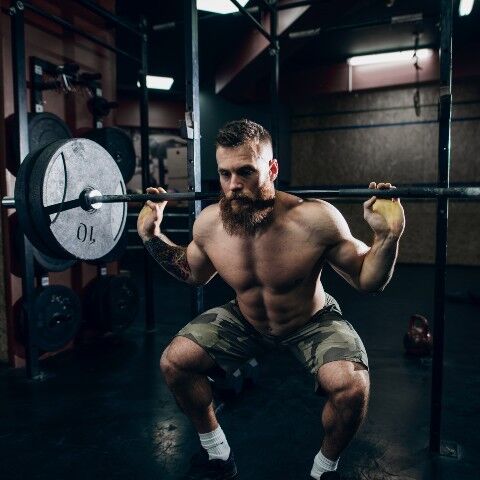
[199,425,231,461]
[310,450,339,479]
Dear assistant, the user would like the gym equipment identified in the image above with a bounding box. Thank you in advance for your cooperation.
[82,274,139,333]
[404,314,433,357]
[5,112,72,175]
[85,227,128,265]
[12,138,127,260]
[86,96,118,118]
[3,138,480,262]
[84,127,136,183]
[10,213,76,274]
[16,285,81,352]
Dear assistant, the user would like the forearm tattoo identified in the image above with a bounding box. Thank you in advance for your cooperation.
[144,236,191,281]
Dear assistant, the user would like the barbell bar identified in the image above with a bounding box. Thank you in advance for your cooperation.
[3,186,480,212]
[3,137,480,262]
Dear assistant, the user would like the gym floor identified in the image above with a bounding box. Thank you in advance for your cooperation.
[0,261,478,480]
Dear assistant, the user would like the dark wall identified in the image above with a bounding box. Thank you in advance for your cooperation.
[289,79,480,265]
[200,91,290,185]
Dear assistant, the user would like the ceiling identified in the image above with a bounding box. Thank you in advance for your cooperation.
[115,0,480,101]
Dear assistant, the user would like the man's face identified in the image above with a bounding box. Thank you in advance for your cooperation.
[216,142,278,236]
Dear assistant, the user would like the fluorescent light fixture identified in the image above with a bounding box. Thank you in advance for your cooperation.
[137,75,174,90]
[197,0,249,15]
[459,0,475,16]
[347,49,433,66]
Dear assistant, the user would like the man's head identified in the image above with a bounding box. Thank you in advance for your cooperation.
[215,119,278,236]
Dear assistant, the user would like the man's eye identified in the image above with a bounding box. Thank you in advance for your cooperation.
[220,172,229,177]
[240,170,253,176]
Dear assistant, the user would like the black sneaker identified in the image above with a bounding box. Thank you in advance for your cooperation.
[183,449,238,479]
[309,473,341,479]
[320,472,341,479]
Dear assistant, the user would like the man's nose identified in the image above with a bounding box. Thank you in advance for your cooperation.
[229,175,243,191]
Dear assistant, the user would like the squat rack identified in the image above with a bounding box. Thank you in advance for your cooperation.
[184,0,455,456]
[5,0,153,377]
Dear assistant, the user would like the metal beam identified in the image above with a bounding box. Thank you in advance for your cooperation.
[184,0,204,317]
[22,1,141,64]
[229,0,272,41]
[429,0,453,455]
[74,0,142,37]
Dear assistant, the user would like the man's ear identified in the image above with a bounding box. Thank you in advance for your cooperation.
[269,159,279,181]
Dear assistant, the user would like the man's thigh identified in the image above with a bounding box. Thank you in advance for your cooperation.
[285,309,369,394]
[176,300,267,376]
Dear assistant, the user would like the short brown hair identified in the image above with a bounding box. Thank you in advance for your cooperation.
[216,119,272,149]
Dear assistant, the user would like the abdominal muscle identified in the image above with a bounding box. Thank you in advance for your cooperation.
[235,277,327,336]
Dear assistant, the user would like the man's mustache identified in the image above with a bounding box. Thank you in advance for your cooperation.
[221,193,275,207]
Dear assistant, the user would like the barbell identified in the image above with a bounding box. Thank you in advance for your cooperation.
[3,138,480,262]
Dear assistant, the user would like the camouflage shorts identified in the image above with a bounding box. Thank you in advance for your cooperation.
[176,293,368,392]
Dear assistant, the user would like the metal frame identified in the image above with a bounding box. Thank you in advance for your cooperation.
[223,0,459,458]
[430,0,454,456]
[184,0,204,316]
[10,1,39,378]
[7,0,151,377]
[22,2,140,64]
[230,0,271,41]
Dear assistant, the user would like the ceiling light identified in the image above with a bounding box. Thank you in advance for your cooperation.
[137,75,174,90]
[347,49,433,66]
[459,0,475,16]
[197,0,249,15]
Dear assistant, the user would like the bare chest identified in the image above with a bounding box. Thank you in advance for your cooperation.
[205,224,325,292]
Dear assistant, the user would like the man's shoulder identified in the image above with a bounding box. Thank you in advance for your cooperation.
[199,202,220,218]
[279,193,349,242]
[193,203,220,238]
[280,192,340,224]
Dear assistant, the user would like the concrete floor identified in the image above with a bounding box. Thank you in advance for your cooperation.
[0,262,478,479]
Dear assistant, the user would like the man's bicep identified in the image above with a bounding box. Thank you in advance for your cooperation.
[326,236,369,287]
[320,203,370,288]
[187,239,217,285]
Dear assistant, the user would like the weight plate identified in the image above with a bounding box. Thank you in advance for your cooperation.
[83,275,138,333]
[10,213,76,275]
[33,285,81,352]
[5,112,72,175]
[14,144,63,258]
[84,127,136,183]
[28,138,127,260]
[15,286,81,352]
[86,226,128,265]
[105,275,139,333]
[82,276,110,329]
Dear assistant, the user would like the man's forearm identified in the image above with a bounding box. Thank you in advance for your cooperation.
[143,234,193,283]
[358,233,400,292]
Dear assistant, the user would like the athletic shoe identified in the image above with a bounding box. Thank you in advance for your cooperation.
[183,449,238,479]
[309,473,341,479]
[321,472,341,479]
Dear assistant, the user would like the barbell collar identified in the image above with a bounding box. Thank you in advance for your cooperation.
[2,197,15,208]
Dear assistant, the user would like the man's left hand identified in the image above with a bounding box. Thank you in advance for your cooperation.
[363,182,405,239]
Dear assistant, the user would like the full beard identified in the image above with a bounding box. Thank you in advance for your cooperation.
[219,186,276,237]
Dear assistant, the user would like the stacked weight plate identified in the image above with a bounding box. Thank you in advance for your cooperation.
[14,138,128,261]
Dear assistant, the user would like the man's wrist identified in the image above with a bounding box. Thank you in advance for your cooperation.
[142,234,156,244]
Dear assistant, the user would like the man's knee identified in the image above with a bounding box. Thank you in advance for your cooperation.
[160,336,215,382]
[319,361,370,410]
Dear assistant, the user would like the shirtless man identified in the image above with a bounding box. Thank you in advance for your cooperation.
[137,119,405,479]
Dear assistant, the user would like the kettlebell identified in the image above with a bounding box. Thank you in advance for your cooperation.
[403,314,433,357]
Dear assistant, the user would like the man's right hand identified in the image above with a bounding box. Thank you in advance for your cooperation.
[137,187,168,243]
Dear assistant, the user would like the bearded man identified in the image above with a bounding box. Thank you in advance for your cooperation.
[137,119,405,479]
